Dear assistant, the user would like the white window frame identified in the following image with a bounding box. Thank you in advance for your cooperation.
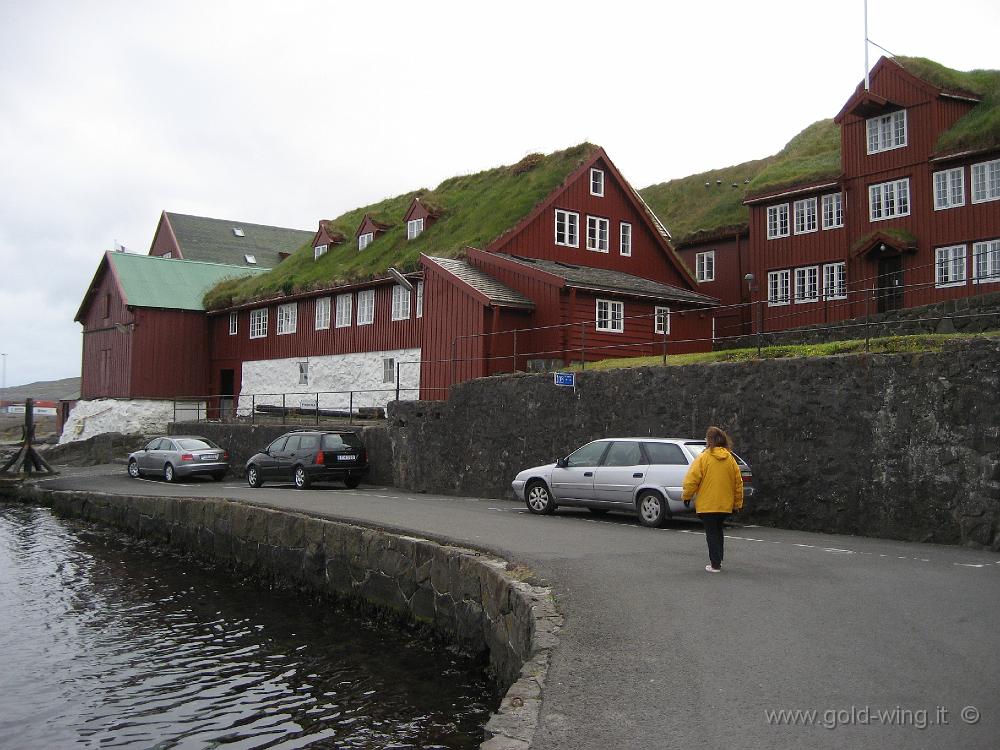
[822,193,843,229]
[766,204,790,239]
[407,217,424,240]
[314,244,328,260]
[249,308,268,339]
[934,168,965,210]
[276,302,297,335]
[358,232,374,251]
[696,250,715,282]
[315,296,331,330]
[416,280,424,318]
[794,266,819,303]
[357,289,375,325]
[228,311,238,336]
[590,168,605,197]
[587,216,610,253]
[298,362,309,386]
[383,358,395,384]
[391,284,411,321]
[767,270,790,306]
[822,262,847,300]
[654,306,670,335]
[868,178,910,221]
[619,222,632,256]
[793,197,818,235]
[971,159,1000,204]
[973,240,1000,284]
[335,294,352,328]
[866,110,907,154]
[935,245,967,288]
[555,209,579,247]
[595,299,624,333]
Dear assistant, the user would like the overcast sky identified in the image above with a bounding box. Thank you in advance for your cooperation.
[0,0,997,389]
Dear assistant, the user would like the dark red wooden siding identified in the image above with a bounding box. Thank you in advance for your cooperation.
[148,214,181,258]
[676,233,749,340]
[129,308,210,398]
[79,264,133,398]
[419,264,487,399]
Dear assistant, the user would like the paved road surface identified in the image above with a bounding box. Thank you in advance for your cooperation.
[33,467,1000,750]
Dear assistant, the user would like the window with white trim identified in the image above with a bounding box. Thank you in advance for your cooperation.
[554,209,579,247]
[654,306,670,334]
[276,303,297,335]
[972,159,1000,203]
[391,284,411,321]
[249,308,268,338]
[358,232,373,251]
[866,110,907,154]
[357,289,374,325]
[416,281,424,318]
[767,204,790,239]
[869,178,910,221]
[793,198,818,234]
[587,216,609,252]
[696,251,715,282]
[298,362,309,385]
[315,297,331,330]
[619,222,632,256]
[822,262,847,300]
[335,294,352,328]
[595,299,624,332]
[934,168,965,210]
[590,168,605,196]
[383,358,395,384]
[973,240,1000,284]
[767,270,790,306]
[406,218,424,240]
[822,193,843,229]
[314,244,328,260]
[794,266,819,303]
[228,312,238,335]
[935,245,967,287]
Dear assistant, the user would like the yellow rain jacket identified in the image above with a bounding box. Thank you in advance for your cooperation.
[681,447,744,513]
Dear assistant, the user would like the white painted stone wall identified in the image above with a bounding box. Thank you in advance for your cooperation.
[59,399,206,443]
[238,348,421,414]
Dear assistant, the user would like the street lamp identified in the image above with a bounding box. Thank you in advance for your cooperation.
[1,353,7,414]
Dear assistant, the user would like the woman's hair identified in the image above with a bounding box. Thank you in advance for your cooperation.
[705,426,731,449]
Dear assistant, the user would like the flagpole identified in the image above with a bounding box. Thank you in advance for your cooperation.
[864,0,870,91]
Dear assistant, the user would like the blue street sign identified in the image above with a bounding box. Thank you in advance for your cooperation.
[553,372,575,387]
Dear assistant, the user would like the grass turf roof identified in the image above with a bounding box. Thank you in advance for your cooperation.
[204,144,599,310]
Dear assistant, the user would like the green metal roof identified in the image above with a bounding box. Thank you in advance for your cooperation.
[165,212,315,268]
[110,252,268,311]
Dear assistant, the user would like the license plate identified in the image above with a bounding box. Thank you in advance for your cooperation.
[201,454,219,461]
[336,454,356,461]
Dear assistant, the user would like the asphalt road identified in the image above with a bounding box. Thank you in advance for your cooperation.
[33,466,1000,750]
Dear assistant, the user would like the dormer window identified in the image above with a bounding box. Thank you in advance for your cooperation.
[407,218,424,240]
[359,232,374,251]
[314,244,328,260]
[233,227,245,237]
[162,251,172,259]
[244,254,257,264]
[866,110,907,154]
[590,168,605,197]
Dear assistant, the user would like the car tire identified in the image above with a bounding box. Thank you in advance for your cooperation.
[127,460,140,479]
[525,480,556,515]
[164,463,175,483]
[294,466,310,490]
[636,490,668,528]
[246,465,264,488]
[344,476,361,489]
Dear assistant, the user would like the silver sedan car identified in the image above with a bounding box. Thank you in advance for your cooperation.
[127,435,230,482]
[511,437,754,527]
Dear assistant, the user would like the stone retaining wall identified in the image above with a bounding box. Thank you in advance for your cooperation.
[11,487,559,750]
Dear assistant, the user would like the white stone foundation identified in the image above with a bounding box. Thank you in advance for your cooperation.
[59,399,206,443]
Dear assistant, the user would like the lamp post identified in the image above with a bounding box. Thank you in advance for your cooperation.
[1,353,6,414]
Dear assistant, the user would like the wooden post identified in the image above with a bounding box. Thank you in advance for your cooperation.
[1,398,57,476]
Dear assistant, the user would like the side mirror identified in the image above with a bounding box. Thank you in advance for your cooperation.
[556,457,568,468]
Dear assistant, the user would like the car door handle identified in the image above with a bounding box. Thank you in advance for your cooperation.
[584,472,593,477]
[633,473,644,478]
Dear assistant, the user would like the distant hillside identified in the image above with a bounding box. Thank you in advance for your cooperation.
[2,376,80,402]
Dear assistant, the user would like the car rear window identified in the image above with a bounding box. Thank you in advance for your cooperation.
[685,441,748,467]
[176,438,216,450]
[322,433,362,450]
[643,442,687,465]
[298,435,319,451]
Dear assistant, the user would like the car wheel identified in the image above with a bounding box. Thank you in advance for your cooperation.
[525,480,556,515]
[294,466,310,489]
[164,463,175,483]
[344,476,361,489]
[246,465,264,488]
[637,491,668,528]
[127,460,140,478]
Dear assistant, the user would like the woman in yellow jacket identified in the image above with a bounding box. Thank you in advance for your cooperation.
[682,426,744,573]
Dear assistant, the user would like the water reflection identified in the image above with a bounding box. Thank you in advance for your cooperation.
[0,503,491,749]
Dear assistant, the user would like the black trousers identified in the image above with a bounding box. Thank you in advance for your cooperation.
[699,513,729,568]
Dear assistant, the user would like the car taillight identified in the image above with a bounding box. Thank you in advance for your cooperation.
[742,473,753,483]
[315,451,325,465]
[181,453,194,462]
[223,451,229,460]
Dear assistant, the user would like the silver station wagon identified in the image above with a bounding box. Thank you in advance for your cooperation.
[511,437,754,527]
